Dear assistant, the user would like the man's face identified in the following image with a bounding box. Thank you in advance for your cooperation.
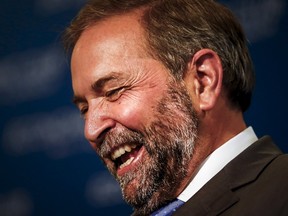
[71,13,198,213]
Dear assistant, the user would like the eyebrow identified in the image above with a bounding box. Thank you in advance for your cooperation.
[72,72,122,106]
[91,74,119,92]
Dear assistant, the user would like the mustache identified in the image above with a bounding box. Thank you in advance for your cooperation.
[98,128,145,158]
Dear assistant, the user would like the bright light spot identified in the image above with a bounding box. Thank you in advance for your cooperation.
[85,171,124,207]
[0,189,33,216]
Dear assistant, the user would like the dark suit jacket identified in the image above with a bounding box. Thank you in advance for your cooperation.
[174,136,288,216]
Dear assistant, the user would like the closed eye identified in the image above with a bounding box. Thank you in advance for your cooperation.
[72,96,88,118]
[80,106,88,116]
[78,104,88,117]
[105,86,127,101]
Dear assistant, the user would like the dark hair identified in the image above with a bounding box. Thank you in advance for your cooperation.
[63,0,255,112]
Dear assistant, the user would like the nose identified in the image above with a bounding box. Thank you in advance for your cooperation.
[84,101,116,147]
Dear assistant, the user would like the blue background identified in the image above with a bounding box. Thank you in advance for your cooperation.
[0,0,287,215]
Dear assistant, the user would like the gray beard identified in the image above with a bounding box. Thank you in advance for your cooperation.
[100,80,198,215]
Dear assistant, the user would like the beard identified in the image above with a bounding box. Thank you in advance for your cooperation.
[97,79,198,215]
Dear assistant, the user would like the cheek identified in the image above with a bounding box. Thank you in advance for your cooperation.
[113,97,158,130]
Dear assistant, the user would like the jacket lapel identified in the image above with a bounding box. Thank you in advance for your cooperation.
[173,136,282,216]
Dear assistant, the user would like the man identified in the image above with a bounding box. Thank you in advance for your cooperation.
[63,0,288,215]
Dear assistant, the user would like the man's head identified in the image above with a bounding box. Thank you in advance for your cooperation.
[63,0,254,214]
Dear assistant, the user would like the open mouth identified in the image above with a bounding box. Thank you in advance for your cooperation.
[111,143,143,173]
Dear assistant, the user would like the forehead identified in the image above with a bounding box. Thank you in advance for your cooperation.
[70,12,150,85]
[72,12,148,60]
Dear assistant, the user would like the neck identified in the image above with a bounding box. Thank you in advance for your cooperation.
[175,107,246,197]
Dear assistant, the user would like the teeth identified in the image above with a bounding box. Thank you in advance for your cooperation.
[111,144,137,160]
[119,157,135,169]
[119,148,125,155]
[124,145,132,152]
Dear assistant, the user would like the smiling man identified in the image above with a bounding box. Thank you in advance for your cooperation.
[63,0,288,215]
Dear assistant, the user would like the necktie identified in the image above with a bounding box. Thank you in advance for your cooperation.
[150,199,185,216]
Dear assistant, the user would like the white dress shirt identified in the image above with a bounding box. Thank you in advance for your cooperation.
[178,126,258,202]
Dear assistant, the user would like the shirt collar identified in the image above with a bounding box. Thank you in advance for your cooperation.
[178,126,258,202]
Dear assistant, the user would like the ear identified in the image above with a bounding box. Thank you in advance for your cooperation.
[183,49,223,111]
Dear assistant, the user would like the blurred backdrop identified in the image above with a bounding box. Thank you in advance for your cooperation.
[0,0,287,215]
